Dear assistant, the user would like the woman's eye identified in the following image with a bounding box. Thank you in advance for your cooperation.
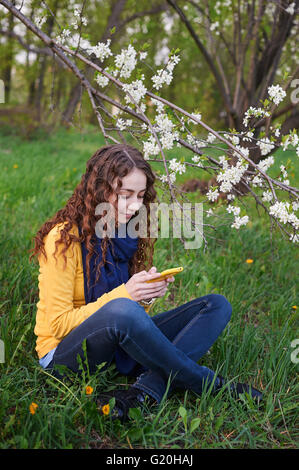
[119,193,144,199]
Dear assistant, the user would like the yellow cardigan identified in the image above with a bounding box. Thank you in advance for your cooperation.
[34,223,151,359]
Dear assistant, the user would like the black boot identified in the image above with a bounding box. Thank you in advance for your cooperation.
[216,376,263,402]
[96,387,152,422]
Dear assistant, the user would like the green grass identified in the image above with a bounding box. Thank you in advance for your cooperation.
[0,126,298,449]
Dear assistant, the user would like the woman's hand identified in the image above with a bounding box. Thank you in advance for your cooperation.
[125,266,175,302]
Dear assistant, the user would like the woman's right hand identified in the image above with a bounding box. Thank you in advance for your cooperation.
[125,267,170,302]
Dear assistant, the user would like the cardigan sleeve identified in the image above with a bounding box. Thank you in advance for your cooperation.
[38,227,134,341]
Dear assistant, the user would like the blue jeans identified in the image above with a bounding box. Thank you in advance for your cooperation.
[46,294,232,403]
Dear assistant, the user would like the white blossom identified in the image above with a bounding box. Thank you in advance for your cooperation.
[122,78,147,106]
[95,73,109,88]
[143,135,159,159]
[257,156,275,172]
[262,190,273,202]
[243,106,270,127]
[282,132,299,151]
[268,84,286,105]
[169,158,186,175]
[206,132,217,143]
[257,137,275,156]
[288,213,299,230]
[207,188,219,202]
[233,145,249,159]
[231,215,249,229]
[153,114,179,150]
[116,118,133,131]
[210,21,219,31]
[252,175,263,187]
[216,160,248,193]
[152,68,173,90]
[34,16,47,28]
[231,135,240,146]
[192,155,204,167]
[210,21,220,35]
[160,172,177,184]
[219,155,229,169]
[151,98,165,114]
[187,113,202,125]
[87,39,112,61]
[292,201,299,211]
[219,180,233,193]
[115,45,137,78]
[56,28,71,45]
[151,55,180,90]
[186,134,206,148]
[286,2,295,15]
[280,165,289,179]
[243,131,254,142]
[226,204,240,216]
[269,201,291,224]
[73,7,81,17]
[155,114,175,133]
[160,132,179,150]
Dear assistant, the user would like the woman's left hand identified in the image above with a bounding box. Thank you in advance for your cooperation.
[148,267,175,298]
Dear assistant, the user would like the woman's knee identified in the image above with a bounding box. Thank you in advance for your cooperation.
[98,297,148,329]
[206,293,232,322]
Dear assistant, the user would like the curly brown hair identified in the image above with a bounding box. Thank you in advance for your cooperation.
[29,144,158,289]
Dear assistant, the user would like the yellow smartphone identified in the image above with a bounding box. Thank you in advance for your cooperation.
[145,267,184,283]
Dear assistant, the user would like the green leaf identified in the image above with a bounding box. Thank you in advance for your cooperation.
[128,407,142,421]
[214,414,224,432]
[178,406,187,419]
[190,417,201,433]
[109,397,116,411]
[128,427,143,442]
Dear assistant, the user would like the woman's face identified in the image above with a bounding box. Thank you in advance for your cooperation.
[108,168,147,226]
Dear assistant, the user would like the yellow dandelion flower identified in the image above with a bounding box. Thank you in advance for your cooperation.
[85,386,94,395]
[292,305,297,310]
[246,259,254,264]
[13,164,18,169]
[29,402,38,415]
[102,404,110,415]
[73,168,77,171]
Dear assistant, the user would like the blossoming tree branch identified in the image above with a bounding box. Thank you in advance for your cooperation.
[1,0,298,246]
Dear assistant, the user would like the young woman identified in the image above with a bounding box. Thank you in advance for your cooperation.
[31,144,262,421]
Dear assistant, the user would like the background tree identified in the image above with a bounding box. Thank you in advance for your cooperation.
[0,0,298,245]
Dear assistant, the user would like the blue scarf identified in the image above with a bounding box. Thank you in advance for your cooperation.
[78,222,141,375]
[78,223,139,304]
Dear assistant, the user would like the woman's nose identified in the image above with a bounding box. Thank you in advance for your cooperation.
[127,201,143,212]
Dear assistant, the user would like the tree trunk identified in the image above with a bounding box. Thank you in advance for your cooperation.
[34,1,58,122]
[61,0,128,126]
[2,0,15,103]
